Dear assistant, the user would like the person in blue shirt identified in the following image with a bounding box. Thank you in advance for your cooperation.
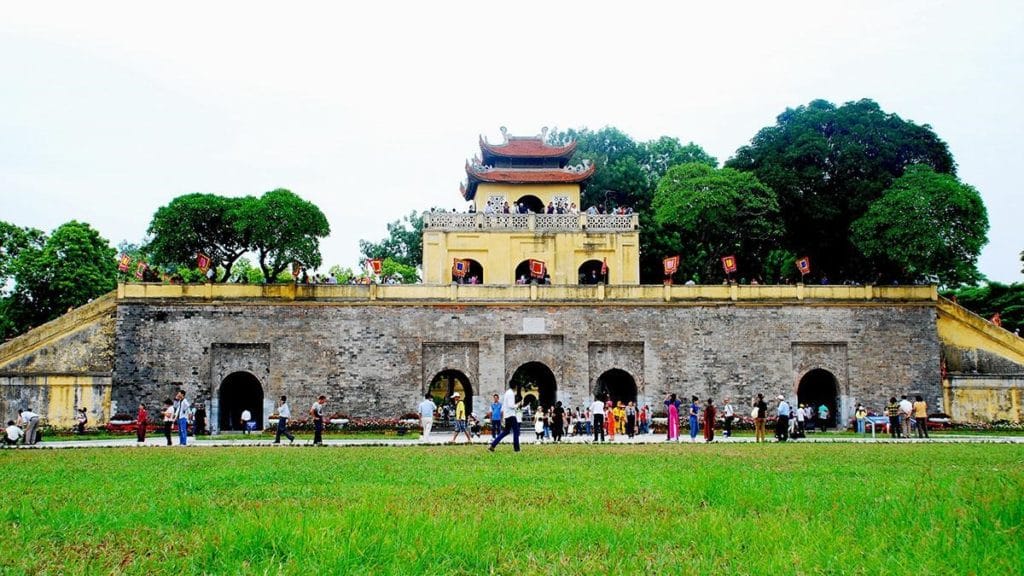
[688,396,700,442]
[489,394,503,439]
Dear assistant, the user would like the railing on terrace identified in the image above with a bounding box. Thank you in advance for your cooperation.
[117,282,937,304]
[422,211,639,232]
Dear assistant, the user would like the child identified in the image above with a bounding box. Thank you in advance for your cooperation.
[469,414,482,438]
[75,407,88,434]
[534,410,544,443]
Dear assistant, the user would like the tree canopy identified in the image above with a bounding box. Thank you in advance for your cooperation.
[145,189,329,282]
[726,99,957,281]
[653,163,782,282]
[1,220,116,339]
[359,211,426,279]
[851,165,988,286]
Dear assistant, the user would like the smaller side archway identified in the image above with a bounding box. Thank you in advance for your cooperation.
[514,260,547,284]
[429,370,474,414]
[218,371,264,432]
[594,369,637,405]
[578,259,605,284]
[452,259,484,284]
[797,369,839,428]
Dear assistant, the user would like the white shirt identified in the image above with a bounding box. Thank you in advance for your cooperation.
[723,403,734,417]
[175,398,191,420]
[241,410,252,421]
[278,403,291,419]
[590,400,605,416]
[5,425,22,441]
[777,400,791,418]
[20,410,39,422]
[501,388,518,419]
[418,399,437,418]
[899,399,913,415]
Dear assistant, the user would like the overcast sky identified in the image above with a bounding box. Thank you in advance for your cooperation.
[2,1,1021,282]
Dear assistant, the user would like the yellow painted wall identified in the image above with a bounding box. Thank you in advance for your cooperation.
[473,183,582,212]
[936,298,1024,366]
[423,229,641,284]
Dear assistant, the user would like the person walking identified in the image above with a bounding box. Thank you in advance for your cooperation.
[702,399,717,442]
[488,386,521,452]
[665,394,681,441]
[775,395,791,442]
[489,393,503,439]
[590,395,606,443]
[19,408,40,446]
[794,404,806,439]
[174,390,191,445]
[273,396,295,444]
[722,398,735,438]
[552,401,565,443]
[450,392,472,443]
[913,395,929,439]
[136,403,148,443]
[162,399,174,446]
[310,395,327,446]
[817,403,830,433]
[753,394,768,443]
[417,393,437,442]
[688,396,700,442]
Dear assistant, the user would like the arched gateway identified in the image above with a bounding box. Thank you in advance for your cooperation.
[594,368,638,405]
[429,370,474,410]
[510,362,557,409]
[797,368,839,428]
[218,371,264,432]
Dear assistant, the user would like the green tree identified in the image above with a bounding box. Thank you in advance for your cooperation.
[238,189,331,281]
[653,163,782,282]
[0,221,45,293]
[549,127,717,282]
[145,193,250,282]
[851,165,988,286]
[359,211,426,271]
[727,99,956,281]
[3,221,116,337]
[379,257,419,284]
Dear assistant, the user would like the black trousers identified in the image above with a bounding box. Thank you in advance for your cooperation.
[626,415,636,437]
[593,414,605,442]
[724,416,734,436]
[313,417,324,444]
[889,416,900,438]
[163,421,172,445]
[775,415,789,441]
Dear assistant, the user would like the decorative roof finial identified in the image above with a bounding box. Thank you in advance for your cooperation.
[540,126,549,142]
[499,126,508,143]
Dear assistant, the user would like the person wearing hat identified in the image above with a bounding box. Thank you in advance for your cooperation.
[775,395,791,442]
[450,392,472,443]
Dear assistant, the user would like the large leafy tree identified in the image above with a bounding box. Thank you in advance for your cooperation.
[0,222,45,293]
[727,99,956,281]
[548,127,718,282]
[2,221,116,338]
[237,189,331,281]
[851,165,988,286]
[145,193,250,281]
[359,211,426,273]
[653,163,782,282]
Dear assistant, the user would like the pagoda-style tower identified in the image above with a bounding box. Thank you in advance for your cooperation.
[422,128,640,285]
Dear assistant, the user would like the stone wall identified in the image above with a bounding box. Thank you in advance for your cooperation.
[113,300,941,431]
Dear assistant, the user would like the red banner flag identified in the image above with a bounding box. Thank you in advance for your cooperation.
[721,255,738,274]
[600,258,608,275]
[369,259,383,275]
[134,262,148,280]
[117,253,131,273]
[529,259,546,279]
[197,253,212,274]
[452,259,467,278]
[663,256,680,276]
[795,256,811,276]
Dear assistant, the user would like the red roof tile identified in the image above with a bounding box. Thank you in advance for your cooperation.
[479,135,576,161]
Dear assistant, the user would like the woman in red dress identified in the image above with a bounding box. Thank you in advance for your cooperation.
[702,398,717,442]
[136,403,148,443]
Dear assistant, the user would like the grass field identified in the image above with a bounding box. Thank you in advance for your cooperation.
[1,443,1022,575]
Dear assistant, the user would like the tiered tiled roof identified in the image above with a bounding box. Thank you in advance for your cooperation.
[461,128,592,200]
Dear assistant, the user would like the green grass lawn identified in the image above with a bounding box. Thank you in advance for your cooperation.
[1,443,1021,575]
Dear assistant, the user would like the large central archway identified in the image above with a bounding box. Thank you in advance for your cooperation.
[594,369,637,405]
[509,362,557,410]
[219,371,264,432]
[797,368,839,428]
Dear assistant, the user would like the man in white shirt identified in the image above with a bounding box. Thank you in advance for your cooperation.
[775,395,791,442]
[590,395,606,443]
[488,387,521,452]
[19,408,40,446]
[898,395,914,438]
[240,409,252,435]
[722,398,735,438]
[4,420,23,446]
[273,396,295,444]
[418,393,437,442]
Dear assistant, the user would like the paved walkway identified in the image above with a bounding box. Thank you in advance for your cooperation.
[6,432,1024,449]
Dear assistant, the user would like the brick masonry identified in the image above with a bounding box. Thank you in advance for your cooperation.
[112,301,941,431]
